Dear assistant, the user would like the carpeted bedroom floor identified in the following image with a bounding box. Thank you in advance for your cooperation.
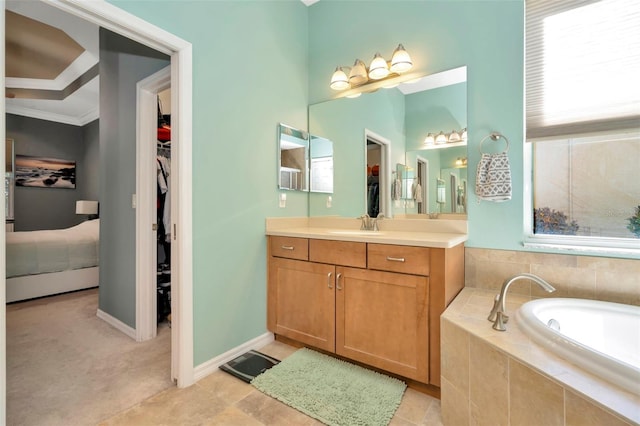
[6,288,173,426]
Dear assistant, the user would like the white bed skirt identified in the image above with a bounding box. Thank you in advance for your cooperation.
[6,267,99,303]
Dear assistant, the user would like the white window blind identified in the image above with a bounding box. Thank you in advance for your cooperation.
[526,0,640,139]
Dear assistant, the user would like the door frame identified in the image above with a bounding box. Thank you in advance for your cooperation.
[135,66,170,344]
[417,156,429,214]
[1,0,195,398]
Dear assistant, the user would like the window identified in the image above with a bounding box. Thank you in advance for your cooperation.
[526,0,640,252]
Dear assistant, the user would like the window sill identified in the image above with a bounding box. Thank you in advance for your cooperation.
[523,235,640,259]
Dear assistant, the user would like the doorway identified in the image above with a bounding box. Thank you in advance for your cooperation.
[365,130,391,218]
[1,2,195,416]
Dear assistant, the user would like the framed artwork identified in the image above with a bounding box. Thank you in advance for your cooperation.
[15,155,76,189]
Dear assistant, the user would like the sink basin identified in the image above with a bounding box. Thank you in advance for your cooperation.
[326,230,385,236]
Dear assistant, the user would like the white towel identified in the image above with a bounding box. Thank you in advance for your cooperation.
[412,181,423,203]
[475,152,512,202]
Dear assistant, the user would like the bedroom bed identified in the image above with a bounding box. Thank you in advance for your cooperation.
[6,219,99,303]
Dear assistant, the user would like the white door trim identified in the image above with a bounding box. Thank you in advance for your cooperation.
[1,1,6,419]
[136,66,171,343]
[364,129,392,218]
[41,0,194,388]
[417,156,429,213]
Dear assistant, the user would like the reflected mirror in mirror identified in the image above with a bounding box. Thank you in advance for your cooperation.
[309,135,333,193]
[278,123,309,192]
[308,66,467,218]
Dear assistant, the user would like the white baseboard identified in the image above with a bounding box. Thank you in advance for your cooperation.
[97,309,137,340]
[193,332,274,382]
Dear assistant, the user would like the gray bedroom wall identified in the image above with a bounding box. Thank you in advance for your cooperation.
[79,119,100,203]
[98,28,170,328]
[6,113,97,231]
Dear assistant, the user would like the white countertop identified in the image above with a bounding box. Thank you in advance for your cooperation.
[265,217,468,249]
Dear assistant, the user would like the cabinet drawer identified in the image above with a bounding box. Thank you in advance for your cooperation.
[270,236,309,260]
[368,243,430,276]
[309,239,366,268]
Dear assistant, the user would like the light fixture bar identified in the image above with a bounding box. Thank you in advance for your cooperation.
[329,44,414,93]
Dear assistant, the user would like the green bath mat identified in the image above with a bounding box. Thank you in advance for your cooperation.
[251,348,406,426]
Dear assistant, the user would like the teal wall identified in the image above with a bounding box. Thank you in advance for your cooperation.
[107,1,308,364]
[309,0,525,250]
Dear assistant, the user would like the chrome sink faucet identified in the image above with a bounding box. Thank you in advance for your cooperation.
[359,213,384,231]
[372,213,384,231]
[488,273,556,331]
[358,214,371,230]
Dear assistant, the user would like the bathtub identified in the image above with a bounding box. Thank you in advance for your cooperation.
[516,298,640,397]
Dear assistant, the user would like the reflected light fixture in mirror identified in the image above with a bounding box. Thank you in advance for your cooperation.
[424,133,436,145]
[329,44,413,92]
[448,129,461,143]
[435,131,447,144]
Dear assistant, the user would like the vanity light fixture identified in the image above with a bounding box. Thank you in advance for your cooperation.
[329,44,413,93]
[422,128,467,148]
[455,157,468,167]
[390,44,413,73]
[424,133,436,145]
[448,129,461,143]
[330,67,350,90]
[349,59,368,85]
[435,131,448,144]
[369,53,390,80]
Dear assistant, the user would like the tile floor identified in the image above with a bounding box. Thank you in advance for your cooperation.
[100,341,443,425]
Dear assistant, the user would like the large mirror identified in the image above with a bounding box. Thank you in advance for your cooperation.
[278,123,309,191]
[308,66,467,218]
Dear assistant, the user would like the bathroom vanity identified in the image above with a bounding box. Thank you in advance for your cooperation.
[266,217,466,388]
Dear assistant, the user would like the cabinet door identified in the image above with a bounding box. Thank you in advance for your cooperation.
[336,267,429,382]
[268,258,335,352]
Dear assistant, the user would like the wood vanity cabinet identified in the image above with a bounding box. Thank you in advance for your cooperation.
[267,235,464,387]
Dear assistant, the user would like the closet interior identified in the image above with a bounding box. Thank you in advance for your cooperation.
[157,90,171,324]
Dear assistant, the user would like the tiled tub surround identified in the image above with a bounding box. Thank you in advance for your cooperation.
[465,247,639,306]
[441,288,640,426]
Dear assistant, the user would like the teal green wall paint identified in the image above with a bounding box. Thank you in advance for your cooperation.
[107,1,309,364]
[309,0,525,250]
[309,89,405,217]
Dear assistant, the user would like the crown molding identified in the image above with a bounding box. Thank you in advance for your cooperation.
[6,104,99,127]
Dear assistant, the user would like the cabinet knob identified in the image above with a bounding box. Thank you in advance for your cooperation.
[386,256,406,263]
[327,272,333,289]
[281,245,294,251]
[336,273,343,290]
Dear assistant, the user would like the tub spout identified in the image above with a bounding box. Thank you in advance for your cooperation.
[489,273,555,331]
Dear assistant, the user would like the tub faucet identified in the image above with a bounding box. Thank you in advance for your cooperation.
[488,273,556,331]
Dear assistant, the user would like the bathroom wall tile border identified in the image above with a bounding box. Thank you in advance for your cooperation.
[465,247,640,306]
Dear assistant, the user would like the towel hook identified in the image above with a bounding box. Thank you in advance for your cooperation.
[479,132,509,154]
